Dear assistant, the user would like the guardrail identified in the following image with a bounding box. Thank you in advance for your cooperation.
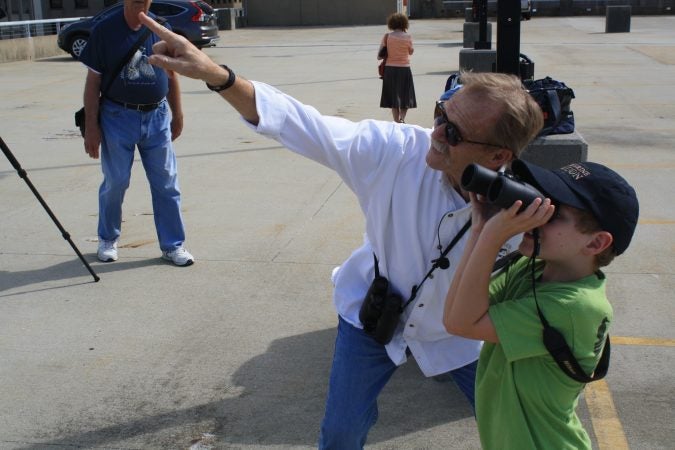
[0,18,81,40]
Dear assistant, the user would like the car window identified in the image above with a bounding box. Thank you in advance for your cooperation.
[194,1,214,14]
[149,3,185,17]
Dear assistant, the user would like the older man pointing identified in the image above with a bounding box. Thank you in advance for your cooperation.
[138,12,543,449]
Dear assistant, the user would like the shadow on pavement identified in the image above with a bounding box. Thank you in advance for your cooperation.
[16,328,473,448]
[0,257,164,295]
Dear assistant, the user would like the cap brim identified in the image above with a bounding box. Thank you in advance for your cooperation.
[511,159,587,210]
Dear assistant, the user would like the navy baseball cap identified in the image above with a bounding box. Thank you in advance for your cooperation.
[511,159,639,255]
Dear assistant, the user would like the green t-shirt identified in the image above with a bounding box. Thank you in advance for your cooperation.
[476,256,612,450]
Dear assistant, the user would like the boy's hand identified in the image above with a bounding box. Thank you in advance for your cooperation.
[469,192,501,233]
[483,197,555,242]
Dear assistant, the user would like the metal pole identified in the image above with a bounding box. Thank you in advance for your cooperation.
[496,0,521,75]
[475,0,490,49]
[0,137,100,282]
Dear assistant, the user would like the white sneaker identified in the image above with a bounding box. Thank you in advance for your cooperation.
[97,239,118,262]
[162,247,194,266]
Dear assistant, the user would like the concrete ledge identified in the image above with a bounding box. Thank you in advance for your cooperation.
[0,35,62,63]
[458,48,496,73]
[521,130,588,169]
[463,22,491,48]
[606,5,631,33]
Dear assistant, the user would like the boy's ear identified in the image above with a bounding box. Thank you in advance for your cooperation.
[584,231,614,255]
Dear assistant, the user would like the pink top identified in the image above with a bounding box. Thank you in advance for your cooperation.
[378,31,414,67]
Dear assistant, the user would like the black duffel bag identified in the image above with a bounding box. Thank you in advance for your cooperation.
[523,76,575,137]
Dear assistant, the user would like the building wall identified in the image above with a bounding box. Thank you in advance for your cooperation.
[245,0,398,26]
[210,0,242,9]
[37,0,112,20]
[2,0,243,21]
[409,0,674,18]
[3,0,672,23]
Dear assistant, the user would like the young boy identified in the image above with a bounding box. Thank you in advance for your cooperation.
[443,159,639,449]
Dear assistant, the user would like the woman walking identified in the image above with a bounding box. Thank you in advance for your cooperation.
[378,12,417,123]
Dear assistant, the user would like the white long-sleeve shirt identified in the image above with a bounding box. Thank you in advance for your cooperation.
[246,82,518,376]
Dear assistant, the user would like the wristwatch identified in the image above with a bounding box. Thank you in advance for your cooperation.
[206,65,236,92]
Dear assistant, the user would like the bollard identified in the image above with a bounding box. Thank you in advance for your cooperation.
[606,5,631,33]
[463,22,492,48]
[459,48,496,73]
[521,131,588,169]
[465,8,475,22]
[216,8,236,30]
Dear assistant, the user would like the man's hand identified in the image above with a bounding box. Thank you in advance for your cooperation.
[171,115,183,141]
[138,12,226,86]
[468,192,500,235]
[139,11,259,124]
[84,124,101,159]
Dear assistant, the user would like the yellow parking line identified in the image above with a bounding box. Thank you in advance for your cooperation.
[586,379,629,450]
[638,219,675,225]
[610,163,675,169]
[612,336,675,346]
[585,336,673,449]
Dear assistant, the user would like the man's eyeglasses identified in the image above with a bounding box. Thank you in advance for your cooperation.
[433,101,503,149]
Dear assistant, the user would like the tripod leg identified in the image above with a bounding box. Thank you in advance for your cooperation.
[0,136,100,282]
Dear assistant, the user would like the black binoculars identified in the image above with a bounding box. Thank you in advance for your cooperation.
[461,163,544,210]
[359,275,402,346]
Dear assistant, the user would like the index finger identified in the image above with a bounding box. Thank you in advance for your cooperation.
[138,12,172,39]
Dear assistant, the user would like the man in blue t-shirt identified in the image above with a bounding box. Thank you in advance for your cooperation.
[79,0,193,266]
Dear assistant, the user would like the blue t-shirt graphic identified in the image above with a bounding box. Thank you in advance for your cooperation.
[122,47,158,85]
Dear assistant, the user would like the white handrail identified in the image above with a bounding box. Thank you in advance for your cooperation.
[0,17,83,40]
[0,17,83,27]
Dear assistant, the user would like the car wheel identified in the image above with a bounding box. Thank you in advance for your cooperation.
[69,35,88,59]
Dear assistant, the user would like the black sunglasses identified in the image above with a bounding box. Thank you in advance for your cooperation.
[434,101,503,148]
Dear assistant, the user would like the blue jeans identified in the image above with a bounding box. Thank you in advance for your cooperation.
[98,99,185,251]
[318,317,477,449]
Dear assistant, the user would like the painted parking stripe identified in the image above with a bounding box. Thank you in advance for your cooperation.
[586,379,630,450]
[637,219,675,224]
[612,336,675,346]
[586,336,673,449]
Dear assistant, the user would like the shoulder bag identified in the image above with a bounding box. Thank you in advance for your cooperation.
[377,33,388,79]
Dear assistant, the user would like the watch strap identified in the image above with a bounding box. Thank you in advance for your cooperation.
[206,65,236,92]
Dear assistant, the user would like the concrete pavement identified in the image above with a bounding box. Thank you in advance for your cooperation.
[1,15,673,449]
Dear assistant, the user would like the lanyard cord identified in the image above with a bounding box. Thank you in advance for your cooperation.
[528,229,610,383]
[403,219,472,310]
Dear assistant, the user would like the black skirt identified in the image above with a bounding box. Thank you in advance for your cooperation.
[380,66,417,109]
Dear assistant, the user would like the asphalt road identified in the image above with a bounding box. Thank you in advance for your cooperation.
[0,15,673,449]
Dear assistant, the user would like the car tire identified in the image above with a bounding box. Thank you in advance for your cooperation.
[69,35,89,59]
